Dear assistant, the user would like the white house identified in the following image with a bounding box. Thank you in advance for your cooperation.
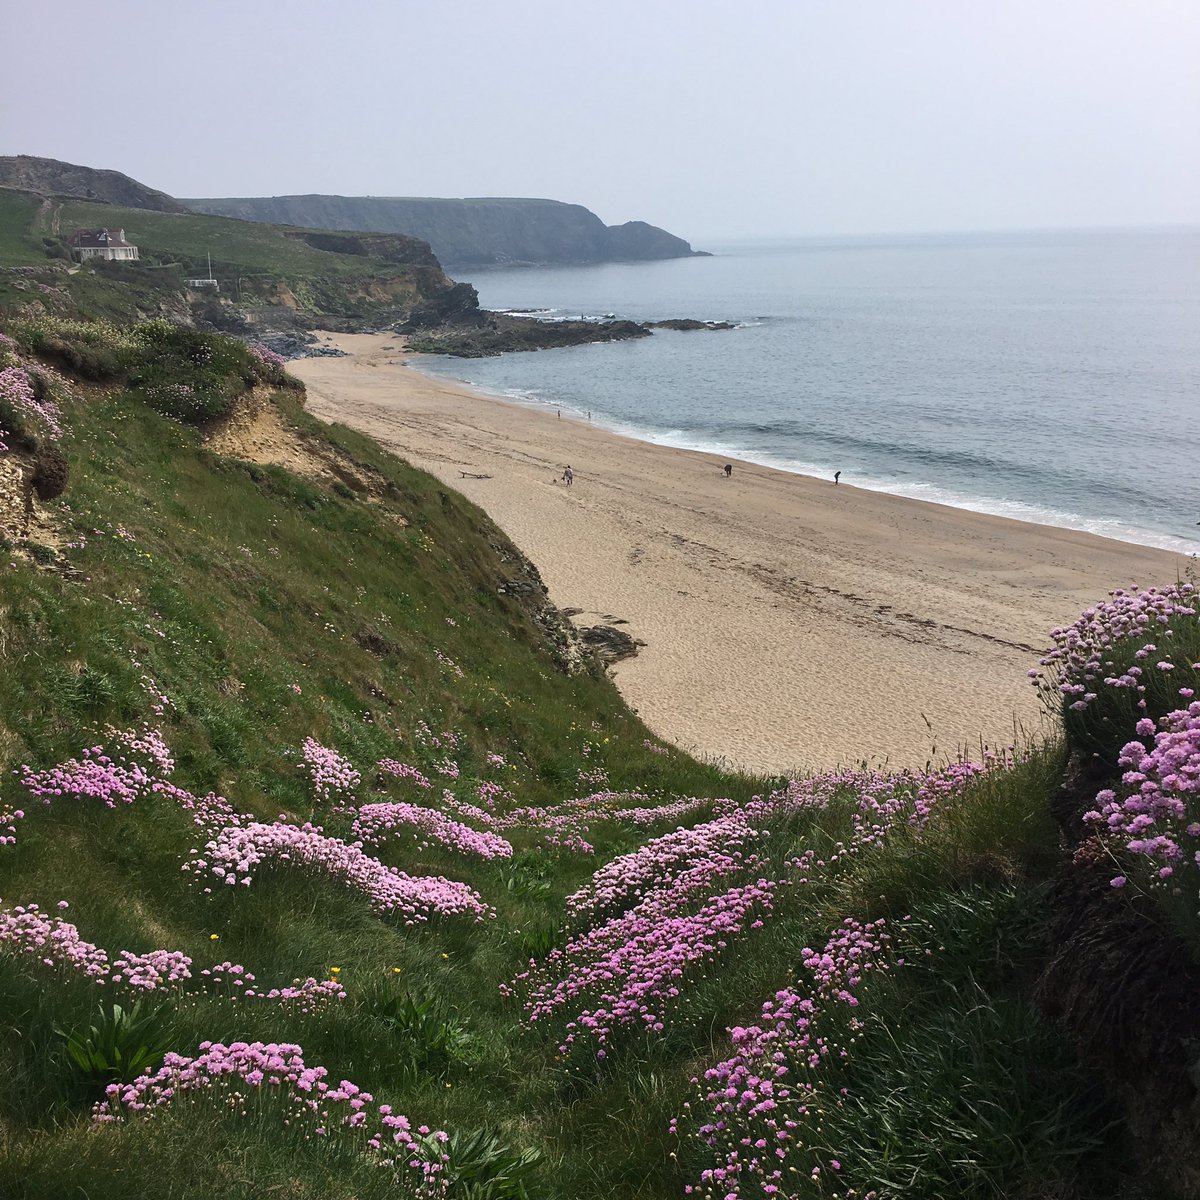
[68,228,139,262]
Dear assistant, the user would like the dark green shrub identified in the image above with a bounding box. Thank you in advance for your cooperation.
[129,325,257,426]
[517,919,559,960]
[501,856,553,899]
[31,444,69,500]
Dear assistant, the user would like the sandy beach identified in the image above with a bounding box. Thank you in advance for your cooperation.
[290,333,1191,775]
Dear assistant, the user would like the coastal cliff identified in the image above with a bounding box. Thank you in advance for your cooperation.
[184,195,708,270]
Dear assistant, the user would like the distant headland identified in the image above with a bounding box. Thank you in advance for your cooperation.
[183,195,709,271]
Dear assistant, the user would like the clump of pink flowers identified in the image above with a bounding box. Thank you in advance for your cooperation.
[1031,583,1199,734]
[508,759,993,1063]
[680,918,894,1198]
[0,902,113,981]
[565,813,762,920]
[0,364,64,440]
[1087,700,1200,887]
[93,1040,448,1193]
[17,724,175,829]
[512,876,778,1058]
[300,737,361,803]
[0,901,346,1011]
[187,820,493,924]
[378,759,433,790]
[247,342,287,370]
[760,762,988,875]
[353,801,513,860]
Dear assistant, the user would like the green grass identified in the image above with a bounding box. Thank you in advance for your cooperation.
[0,189,45,266]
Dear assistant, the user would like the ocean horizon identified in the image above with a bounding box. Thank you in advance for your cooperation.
[414,228,1200,556]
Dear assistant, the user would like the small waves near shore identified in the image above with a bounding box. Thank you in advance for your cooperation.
[418,228,1200,557]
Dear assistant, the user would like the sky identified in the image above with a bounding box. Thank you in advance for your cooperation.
[2,0,1198,241]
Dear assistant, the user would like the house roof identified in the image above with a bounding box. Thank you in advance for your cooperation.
[68,227,135,248]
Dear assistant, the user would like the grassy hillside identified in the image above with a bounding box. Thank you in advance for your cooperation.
[0,190,467,327]
[0,190,45,266]
[0,311,1197,1198]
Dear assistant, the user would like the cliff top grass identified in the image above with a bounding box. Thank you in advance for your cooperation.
[0,190,45,265]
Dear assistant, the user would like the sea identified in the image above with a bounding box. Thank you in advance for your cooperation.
[414,229,1200,555]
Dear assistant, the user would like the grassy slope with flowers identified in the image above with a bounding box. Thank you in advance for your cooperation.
[0,310,1195,1199]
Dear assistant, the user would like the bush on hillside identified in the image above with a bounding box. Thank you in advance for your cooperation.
[5,316,295,427]
[138,380,239,425]
[1087,700,1200,895]
[30,443,69,500]
[0,363,63,443]
[127,324,295,425]
[37,333,125,382]
[1032,582,1200,768]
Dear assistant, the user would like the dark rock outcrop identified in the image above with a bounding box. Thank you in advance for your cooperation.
[400,282,488,331]
[184,195,707,270]
[579,625,642,665]
[0,156,190,213]
[252,332,348,360]
[404,314,651,357]
[493,544,586,675]
[404,312,734,358]
[649,318,737,332]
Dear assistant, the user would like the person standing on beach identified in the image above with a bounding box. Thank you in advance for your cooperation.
[563,465,574,487]
[723,464,733,478]
[834,470,841,485]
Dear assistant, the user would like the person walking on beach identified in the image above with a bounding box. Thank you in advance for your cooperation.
[834,470,841,485]
[562,465,574,487]
[723,463,733,478]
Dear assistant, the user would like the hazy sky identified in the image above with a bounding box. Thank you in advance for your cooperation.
[2,0,1197,240]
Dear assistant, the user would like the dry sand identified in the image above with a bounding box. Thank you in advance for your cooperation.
[291,333,1191,775]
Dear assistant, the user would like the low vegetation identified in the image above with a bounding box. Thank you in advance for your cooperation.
[0,311,1197,1198]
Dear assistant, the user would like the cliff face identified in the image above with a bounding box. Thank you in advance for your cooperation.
[0,156,190,213]
[184,195,707,269]
[279,229,442,268]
